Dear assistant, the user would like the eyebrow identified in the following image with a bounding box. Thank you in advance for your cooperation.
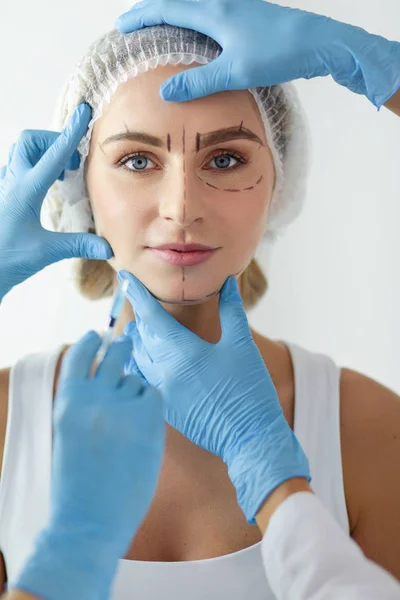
[100,125,264,151]
[197,126,264,151]
[100,131,165,149]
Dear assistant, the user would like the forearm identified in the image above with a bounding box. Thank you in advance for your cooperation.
[383,86,400,116]
[1,590,40,600]
[255,477,312,534]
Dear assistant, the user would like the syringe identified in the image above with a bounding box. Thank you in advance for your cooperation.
[93,278,130,371]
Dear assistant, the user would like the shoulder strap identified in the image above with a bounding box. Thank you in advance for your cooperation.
[0,346,64,583]
[286,341,349,534]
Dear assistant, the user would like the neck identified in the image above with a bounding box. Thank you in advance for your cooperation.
[112,278,224,343]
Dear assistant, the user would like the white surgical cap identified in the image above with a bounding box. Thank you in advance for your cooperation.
[43,22,312,244]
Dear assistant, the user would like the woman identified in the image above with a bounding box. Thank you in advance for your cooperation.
[0,5,399,600]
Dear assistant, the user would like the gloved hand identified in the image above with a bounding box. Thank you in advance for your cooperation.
[0,103,113,303]
[115,0,400,109]
[13,330,165,600]
[118,270,310,524]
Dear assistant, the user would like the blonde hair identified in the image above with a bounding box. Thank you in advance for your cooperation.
[74,246,267,311]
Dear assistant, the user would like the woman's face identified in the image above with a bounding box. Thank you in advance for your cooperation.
[85,63,275,304]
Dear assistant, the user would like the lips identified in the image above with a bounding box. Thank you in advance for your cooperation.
[152,243,215,252]
[147,242,219,267]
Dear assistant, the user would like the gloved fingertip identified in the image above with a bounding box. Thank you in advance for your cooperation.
[81,330,100,342]
[161,76,189,102]
[94,243,113,260]
[124,320,137,336]
[114,334,133,346]
[221,275,242,302]
[117,269,131,282]
[76,102,92,118]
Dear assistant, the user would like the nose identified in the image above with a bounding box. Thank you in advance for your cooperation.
[158,168,205,227]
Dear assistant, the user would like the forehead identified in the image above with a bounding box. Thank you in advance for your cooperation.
[92,63,267,142]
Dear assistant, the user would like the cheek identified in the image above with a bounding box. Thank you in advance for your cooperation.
[86,170,153,237]
[221,184,270,250]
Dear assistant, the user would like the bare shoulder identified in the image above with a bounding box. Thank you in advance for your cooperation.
[340,367,400,578]
[0,367,10,477]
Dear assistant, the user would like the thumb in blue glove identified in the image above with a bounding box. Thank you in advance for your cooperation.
[119,269,310,524]
[0,103,113,301]
[116,0,400,109]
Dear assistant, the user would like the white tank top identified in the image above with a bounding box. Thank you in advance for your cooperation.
[0,341,349,599]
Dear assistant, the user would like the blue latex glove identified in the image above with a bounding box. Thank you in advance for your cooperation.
[115,0,400,109]
[118,270,310,524]
[0,103,113,303]
[13,331,165,600]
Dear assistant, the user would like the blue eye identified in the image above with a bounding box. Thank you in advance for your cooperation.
[209,154,239,169]
[120,154,155,171]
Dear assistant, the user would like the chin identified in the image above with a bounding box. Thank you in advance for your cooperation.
[153,293,220,306]
[141,276,223,305]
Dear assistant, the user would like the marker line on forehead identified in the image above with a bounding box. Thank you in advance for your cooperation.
[167,134,171,153]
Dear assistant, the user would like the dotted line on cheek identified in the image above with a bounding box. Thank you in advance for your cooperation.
[201,174,263,193]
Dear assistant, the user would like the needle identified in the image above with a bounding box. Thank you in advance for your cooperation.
[93,278,130,371]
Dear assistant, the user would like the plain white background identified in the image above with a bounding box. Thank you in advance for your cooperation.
[0,0,399,392]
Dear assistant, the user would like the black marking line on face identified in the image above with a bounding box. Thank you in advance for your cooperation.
[167,134,171,152]
[183,270,243,301]
[239,121,244,131]
[198,173,264,193]
[182,126,186,222]
[203,289,220,298]
[182,126,187,301]
[206,182,219,190]
[196,132,200,153]
[180,270,244,303]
